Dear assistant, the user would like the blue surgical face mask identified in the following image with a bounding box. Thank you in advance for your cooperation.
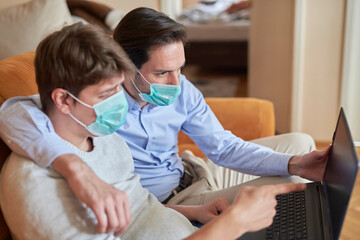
[66,89,128,136]
[132,70,181,106]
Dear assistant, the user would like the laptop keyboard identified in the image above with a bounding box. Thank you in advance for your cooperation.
[266,191,307,240]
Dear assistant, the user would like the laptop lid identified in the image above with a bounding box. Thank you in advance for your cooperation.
[322,108,359,239]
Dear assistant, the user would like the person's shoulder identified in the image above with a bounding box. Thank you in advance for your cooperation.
[93,133,129,154]
[179,74,205,105]
[94,133,125,145]
[0,153,52,187]
[180,74,203,96]
[180,74,196,91]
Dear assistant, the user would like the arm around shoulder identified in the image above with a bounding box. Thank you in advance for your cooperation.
[0,96,74,167]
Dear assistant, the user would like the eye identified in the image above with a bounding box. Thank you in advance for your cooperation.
[157,72,168,77]
[98,93,110,99]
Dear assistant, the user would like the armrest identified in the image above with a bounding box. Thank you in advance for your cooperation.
[178,97,275,157]
[0,51,37,105]
[0,51,37,240]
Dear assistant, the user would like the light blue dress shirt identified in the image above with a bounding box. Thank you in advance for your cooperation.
[0,75,292,202]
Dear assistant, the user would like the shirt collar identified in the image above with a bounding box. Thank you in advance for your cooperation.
[124,89,139,110]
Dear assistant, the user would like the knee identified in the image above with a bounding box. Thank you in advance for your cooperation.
[286,132,316,154]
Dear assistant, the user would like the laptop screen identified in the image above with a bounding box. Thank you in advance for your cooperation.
[323,108,359,240]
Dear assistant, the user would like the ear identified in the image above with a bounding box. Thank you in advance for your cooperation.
[51,88,73,114]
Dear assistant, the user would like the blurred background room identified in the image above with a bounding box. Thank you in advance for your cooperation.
[0,0,359,146]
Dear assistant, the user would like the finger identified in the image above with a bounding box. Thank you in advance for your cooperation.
[113,201,129,235]
[113,205,126,236]
[322,144,332,156]
[125,196,131,224]
[113,194,131,237]
[114,229,123,237]
[271,183,307,196]
[105,203,119,233]
[93,204,107,234]
[216,199,230,213]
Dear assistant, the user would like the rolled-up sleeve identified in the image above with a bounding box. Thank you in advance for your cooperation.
[0,95,75,168]
[180,82,291,176]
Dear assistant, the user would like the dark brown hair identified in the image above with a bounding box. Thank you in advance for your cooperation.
[113,7,187,69]
[35,23,133,113]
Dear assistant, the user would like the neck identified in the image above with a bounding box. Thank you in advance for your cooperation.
[48,110,93,152]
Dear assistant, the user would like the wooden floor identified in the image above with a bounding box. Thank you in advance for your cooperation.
[316,142,360,239]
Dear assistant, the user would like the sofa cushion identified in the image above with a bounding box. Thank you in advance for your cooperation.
[0,0,73,60]
[0,52,37,106]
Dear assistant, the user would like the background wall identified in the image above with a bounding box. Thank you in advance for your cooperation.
[341,0,360,142]
[0,0,28,10]
[182,0,198,9]
[248,0,295,134]
[249,0,346,141]
[295,0,345,141]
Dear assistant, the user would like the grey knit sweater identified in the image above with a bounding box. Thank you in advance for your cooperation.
[0,133,196,240]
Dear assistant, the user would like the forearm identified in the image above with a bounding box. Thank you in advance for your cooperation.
[52,154,91,181]
[164,205,199,221]
[52,153,132,235]
[288,155,302,176]
[185,207,246,240]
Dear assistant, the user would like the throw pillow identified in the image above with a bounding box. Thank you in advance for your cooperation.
[0,0,73,60]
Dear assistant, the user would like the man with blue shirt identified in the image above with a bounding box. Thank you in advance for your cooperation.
[0,7,330,235]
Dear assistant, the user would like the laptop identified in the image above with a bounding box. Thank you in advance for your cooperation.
[239,108,359,240]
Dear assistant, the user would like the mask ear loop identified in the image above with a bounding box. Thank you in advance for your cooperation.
[131,70,152,95]
[66,91,93,109]
[136,70,151,85]
[65,91,92,129]
[68,112,88,128]
[131,78,142,94]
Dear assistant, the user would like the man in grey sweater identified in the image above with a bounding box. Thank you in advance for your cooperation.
[0,23,305,239]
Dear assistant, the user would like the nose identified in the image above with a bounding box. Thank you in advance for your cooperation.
[115,84,122,93]
[169,70,181,85]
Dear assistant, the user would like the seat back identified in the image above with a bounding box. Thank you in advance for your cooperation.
[0,52,37,240]
[178,97,275,157]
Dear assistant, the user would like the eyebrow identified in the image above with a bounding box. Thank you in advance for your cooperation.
[97,84,121,96]
[153,61,186,73]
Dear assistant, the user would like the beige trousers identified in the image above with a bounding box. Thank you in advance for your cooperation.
[167,132,316,205]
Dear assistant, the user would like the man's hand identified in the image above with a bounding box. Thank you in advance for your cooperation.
[165,198,229,224]
[288,145,331,181]
[184,183,306,240]
[232,183,307,234]
[194,198,229,224]
[52,154,131,236]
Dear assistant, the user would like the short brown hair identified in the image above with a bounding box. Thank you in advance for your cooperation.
[113,7,187,69]
[35,23,133,113]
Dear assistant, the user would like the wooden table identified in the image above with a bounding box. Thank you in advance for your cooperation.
[340,146,360,239]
